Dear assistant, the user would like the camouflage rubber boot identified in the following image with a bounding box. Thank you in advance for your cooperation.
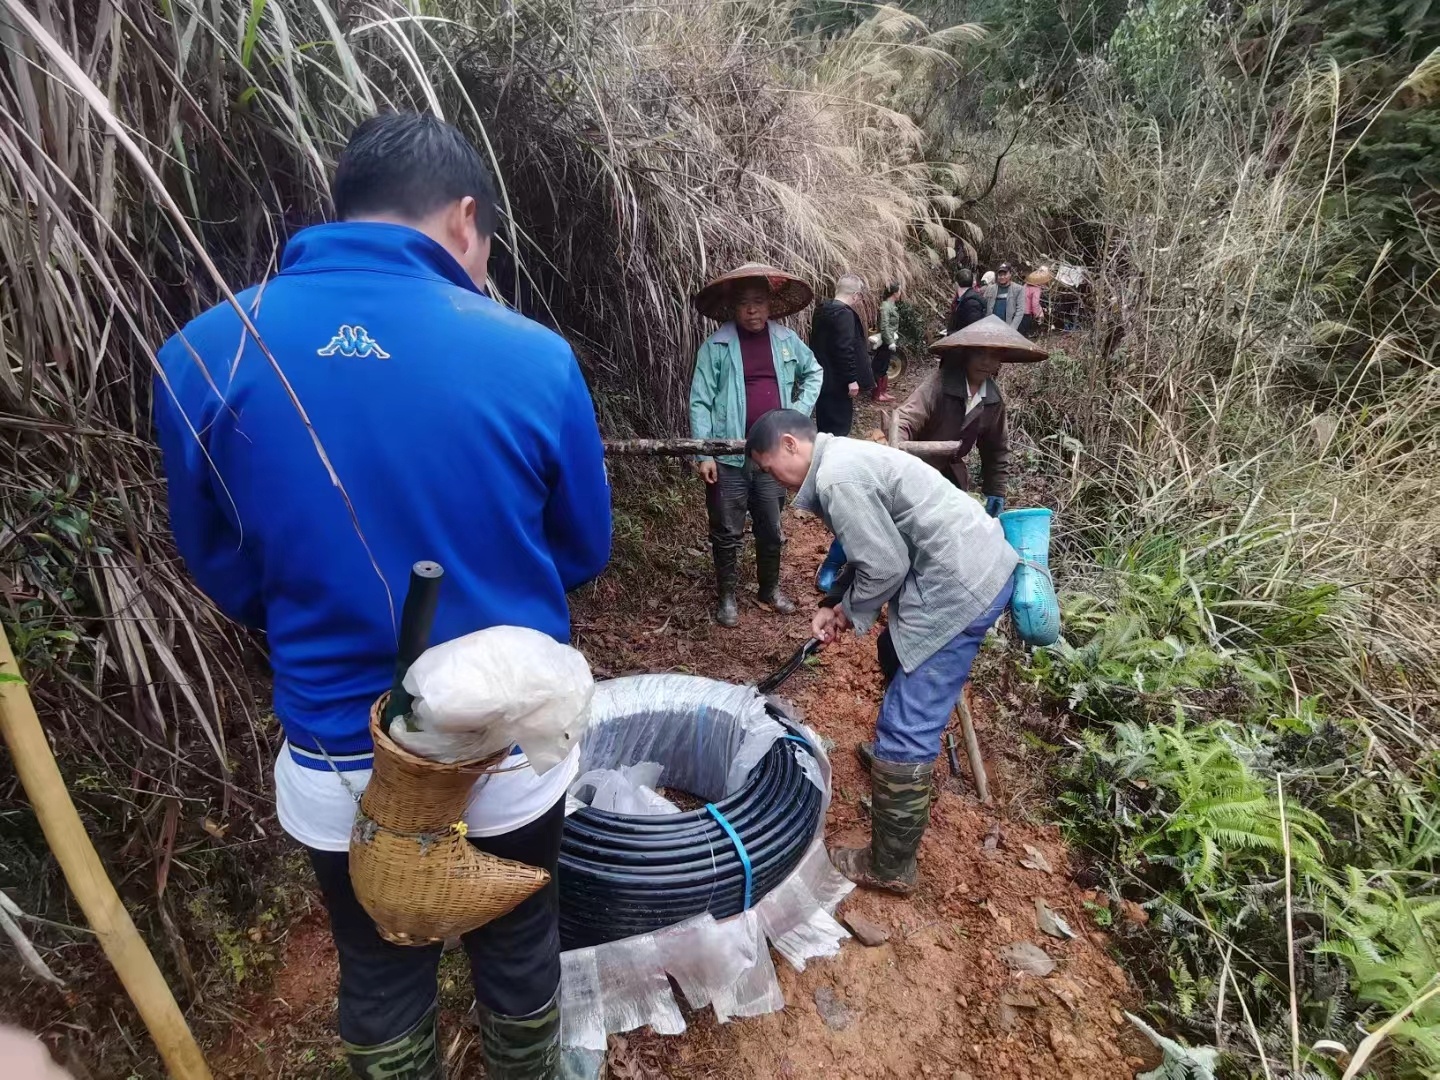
[756,548,796,614]
[829,756,933,895]
[714,547,740,627]
[476,989,560,1079]
[344,1003,443,1079]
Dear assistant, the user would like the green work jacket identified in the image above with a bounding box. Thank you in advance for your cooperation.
[689,321,823,467]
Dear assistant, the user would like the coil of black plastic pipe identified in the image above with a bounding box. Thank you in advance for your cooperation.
[558,714,823,949]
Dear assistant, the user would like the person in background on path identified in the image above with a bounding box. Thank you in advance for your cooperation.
[154,112,612,1079]
[809,274,873,436]
[872,282,901,404]
[690,263,822,628]
[892,315,1049,518]
[1021,266,1052,338]
[946,267,987,333]
[747,410,1018,894]
[980,268,996,288]
[809,274,873,591]
[984,262,1026,329]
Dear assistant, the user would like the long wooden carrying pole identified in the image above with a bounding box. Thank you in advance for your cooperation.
[0,630,212,1080]
[604,438,964,457]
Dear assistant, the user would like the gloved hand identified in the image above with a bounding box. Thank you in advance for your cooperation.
[985,496,1005,518]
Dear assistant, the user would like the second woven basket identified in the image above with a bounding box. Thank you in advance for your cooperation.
[349,696,551,945]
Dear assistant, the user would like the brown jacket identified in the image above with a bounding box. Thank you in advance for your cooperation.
[893,369,1010,497]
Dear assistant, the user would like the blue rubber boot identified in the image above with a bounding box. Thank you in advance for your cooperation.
[815,539,847,593]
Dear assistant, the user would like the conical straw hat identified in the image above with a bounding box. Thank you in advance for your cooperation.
[693,263,815,322]
[1026,267,1054,286]
[931,315,1049,363]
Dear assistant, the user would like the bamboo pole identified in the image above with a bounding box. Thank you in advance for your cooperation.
[604,438,963,457]
[0,631,213,1080]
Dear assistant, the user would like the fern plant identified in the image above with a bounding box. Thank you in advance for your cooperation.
[1316,870,1440,1074]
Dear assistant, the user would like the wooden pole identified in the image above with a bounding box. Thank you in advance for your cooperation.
[956,685,992,806]
[0,631,213,1080]
[604,438,963,457]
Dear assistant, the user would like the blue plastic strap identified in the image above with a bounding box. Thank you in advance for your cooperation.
[781,734,813,752]
[705,802,754,910]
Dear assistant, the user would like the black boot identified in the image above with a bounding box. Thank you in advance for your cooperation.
[855,741,874,770]
[756,548,796,615]
[714,547,740,627]
[476,990,562,1080]
[344,1003,443,1079]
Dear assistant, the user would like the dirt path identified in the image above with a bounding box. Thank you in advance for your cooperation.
[211,360,1156,1079]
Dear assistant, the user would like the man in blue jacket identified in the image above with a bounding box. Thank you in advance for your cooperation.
[154,112,611,1079]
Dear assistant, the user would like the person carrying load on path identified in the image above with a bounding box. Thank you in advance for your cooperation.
[690,263,823,628]
[890,314,1049,520]
[746,410,1019,894]
[153,112,612,1079]
[871,282,901,404]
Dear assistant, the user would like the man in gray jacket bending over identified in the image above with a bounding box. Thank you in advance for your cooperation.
[746,409,1018,894]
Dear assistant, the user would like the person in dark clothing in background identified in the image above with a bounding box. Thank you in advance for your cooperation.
[947,267,987,333]
[153,112,613,1078]
[690,263,823,627]
[809,274,873,437]
[809,273,872,590]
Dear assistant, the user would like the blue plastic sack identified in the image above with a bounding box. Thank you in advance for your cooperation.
[998,508,1061,647]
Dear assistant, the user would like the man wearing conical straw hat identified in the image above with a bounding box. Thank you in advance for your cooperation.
[690,264,823,627]
[891,315,1048,519]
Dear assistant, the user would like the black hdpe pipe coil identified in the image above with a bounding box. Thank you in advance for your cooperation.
[557,712,823,949]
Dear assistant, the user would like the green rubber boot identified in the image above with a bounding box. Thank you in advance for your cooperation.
[344,1003,443,1079]
[477,989,561,1079]
[829,756,933,895]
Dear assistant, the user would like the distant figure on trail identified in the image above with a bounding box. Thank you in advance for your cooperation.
[689,263,822,627]
[873,282,901,404]
[809,273,874,437]
[747,409,1019,895]
[1022,267,1052,338]
[947,267,987,333]
[892,315,1049,519]
[984,262,1025,329]
[154,112,612,1078]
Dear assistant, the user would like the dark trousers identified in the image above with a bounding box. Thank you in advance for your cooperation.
[706,461,785,564]
[871,344,893,385]
[814,393,854,436]
[308,797,565,1048]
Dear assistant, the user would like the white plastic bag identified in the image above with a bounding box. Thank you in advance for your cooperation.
[393,626,594,773]
[570,762,680,816]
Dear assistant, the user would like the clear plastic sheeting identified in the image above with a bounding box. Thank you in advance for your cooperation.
[576,674,793,802]
[568,761,679,816]
[560,839,852,1049]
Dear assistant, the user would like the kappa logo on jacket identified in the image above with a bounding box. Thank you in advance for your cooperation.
[317,325,390,359]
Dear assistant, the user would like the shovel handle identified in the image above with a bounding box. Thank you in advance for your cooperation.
[383,561,445,726]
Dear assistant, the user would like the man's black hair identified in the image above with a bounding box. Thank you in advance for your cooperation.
[332,112,499,235]
[883,282,901,299]
[745,409,817,458]
[955,267,974,288]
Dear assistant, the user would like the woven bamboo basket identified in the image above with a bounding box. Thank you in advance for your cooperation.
[349,695,551,945]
